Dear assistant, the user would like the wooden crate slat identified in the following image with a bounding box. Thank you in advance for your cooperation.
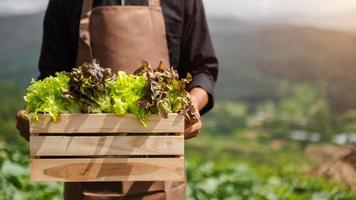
[31,158,184,182]
[30,114,184,134]
[30,136,184,156]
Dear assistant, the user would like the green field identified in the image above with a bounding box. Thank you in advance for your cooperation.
[186,134,356,200]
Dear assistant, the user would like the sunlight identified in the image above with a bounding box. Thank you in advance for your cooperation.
[204,0,356,18]
[204,0,356,31]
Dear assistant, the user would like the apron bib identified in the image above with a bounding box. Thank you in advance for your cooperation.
[76,0,170,72]
[65,0,185,199]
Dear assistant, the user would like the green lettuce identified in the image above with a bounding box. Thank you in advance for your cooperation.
[108,71,148,125]
[24,73,80,121]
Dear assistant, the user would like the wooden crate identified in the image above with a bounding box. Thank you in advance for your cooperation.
[29,114,185,182]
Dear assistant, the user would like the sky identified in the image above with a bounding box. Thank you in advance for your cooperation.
[204,0,356,30]
[0,0,356,30]
[0,0,46,16]
[204,0,356,19]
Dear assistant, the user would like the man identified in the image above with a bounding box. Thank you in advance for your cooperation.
[17,0,218,199]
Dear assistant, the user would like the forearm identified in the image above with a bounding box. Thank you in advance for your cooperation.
[189,87,209,111]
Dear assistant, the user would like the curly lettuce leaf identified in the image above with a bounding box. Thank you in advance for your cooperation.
[108,71,149,125]
[63,59,112,113]
[134,61,198,123]
[24,72,80,121]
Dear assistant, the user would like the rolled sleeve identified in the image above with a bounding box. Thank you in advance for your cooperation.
[187,72,216,115]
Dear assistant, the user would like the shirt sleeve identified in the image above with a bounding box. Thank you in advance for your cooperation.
[38,0,73,80]
[180,0,219,115]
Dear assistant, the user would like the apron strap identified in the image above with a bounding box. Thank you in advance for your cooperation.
[148,0,160,7]
[76,0,93,66]
[81,0,93,17]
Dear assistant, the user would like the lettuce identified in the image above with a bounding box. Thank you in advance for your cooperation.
[134,61,198,123]
[63,60,112,113]
[24,60,196,125]
[108,72,148,125]
[24,73,80,121]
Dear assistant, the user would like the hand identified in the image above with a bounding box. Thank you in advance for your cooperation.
[16,110,29,141]
[184,94,202,140]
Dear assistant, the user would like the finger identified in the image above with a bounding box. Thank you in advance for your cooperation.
[184,123,202,140]
[16,110,25,118]
[185,129,200,140]
[185,121,202,133]
[16,110,28,122]
[17,116,28,124]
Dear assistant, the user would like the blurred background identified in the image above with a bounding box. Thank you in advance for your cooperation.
[0,0,356,199]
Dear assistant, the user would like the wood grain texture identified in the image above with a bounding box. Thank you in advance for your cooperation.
[31,158,185,182]
[30,114,184,134]
[30,136,184,156]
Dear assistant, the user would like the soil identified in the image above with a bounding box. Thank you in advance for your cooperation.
[307,145,356,189]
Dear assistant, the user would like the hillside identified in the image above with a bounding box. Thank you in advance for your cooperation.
[208,19,356,110]
[1,14,356,110]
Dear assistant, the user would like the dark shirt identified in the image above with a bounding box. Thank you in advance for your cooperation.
[39,0,219,114]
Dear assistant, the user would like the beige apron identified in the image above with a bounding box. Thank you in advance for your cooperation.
[65,0,185,199]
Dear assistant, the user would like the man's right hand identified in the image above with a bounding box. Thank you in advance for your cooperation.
[16,110,29,141]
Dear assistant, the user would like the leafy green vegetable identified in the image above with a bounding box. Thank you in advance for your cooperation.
[25,59,197,125]
[108,71,148,125]
[134,61,198,123]
[63,60,112,113]
[24,73,80,121]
